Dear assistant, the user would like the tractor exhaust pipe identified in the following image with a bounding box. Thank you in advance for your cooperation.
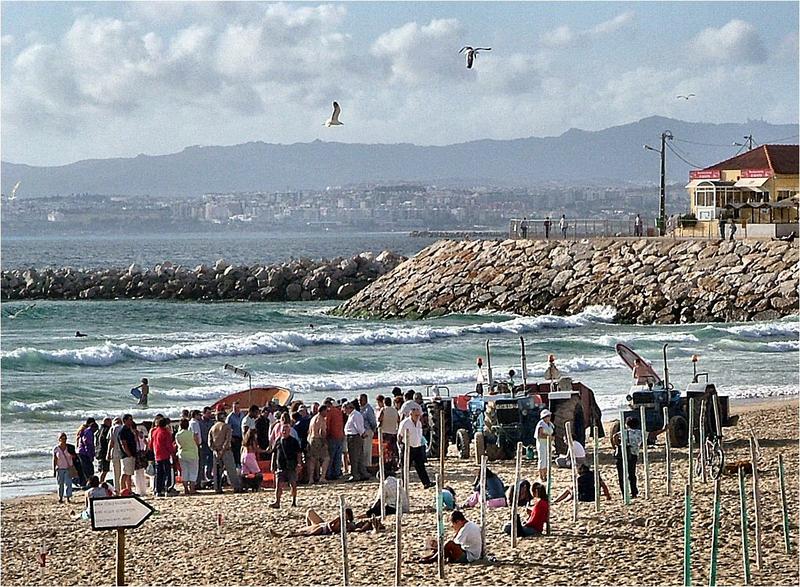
[519,337,528,398]
[485,339,494,392]
[662,344,670,390]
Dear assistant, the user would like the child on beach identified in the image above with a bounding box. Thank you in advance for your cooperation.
[53,433,74,504]
[535,409,555,481]
[503,483,549,537]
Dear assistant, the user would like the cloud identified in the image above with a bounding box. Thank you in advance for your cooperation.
[1,34,14,48]
[688,19,767,64]
[541,11,634,48]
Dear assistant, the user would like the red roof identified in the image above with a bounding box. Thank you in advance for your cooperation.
[702,144,799,175]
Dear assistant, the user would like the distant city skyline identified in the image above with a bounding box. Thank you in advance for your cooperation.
[1,1,798,166]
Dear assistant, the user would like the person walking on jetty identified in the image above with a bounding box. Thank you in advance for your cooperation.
[544,216,552,239]
[419,510,482,563]
[344,401,370,482]
[53,432,75,503]
[560,214,568,238]
[271,423,301,508]
[613,416,643,499]
[398,408,434,489]
[520,217,528,239]
[729,217,737,241]
[718,215,726,240]
[534,409,554,482]
[325,398,345,480]
[634,213,642,237]
[209,411,242,494]
[225,401,244,468]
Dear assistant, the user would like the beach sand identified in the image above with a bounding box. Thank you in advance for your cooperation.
[2,399,797,586]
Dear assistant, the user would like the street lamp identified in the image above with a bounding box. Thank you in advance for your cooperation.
[732,134,755,150]
[643,130,673,236]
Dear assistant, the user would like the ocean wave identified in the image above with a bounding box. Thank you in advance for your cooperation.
[6,400,65,413]
[715,338,800,353]
[0,448,52,459]
[586,332,700,348]
[0,470,54,485]
[723,321,800,339]
[1,306,616,369]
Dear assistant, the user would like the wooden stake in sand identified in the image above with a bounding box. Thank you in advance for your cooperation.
[779,453,791,554]
[510,441,523,547]
[684,483,692,587]
[565,422,579,521]
[699,399,707,484]
[639,405,650,499]
[479,454,488,557]
[377,425,386,523]
[663,406,672,496]
[339,495,350,586]
[593,425,600,512]
[688,397,695,489]
[394,480,402,587]
[439,409,446,485]
[116,528,125,586]
[619,410,631,506]
[546,434,553,535]
[403,429,411,493]
[749,435,763,569]
[738,466,751,585]
[708,479,722,586]
[435,474,445,580]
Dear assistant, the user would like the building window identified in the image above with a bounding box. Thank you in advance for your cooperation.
[777,190,798,201]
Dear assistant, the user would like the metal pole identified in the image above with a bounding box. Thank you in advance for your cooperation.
[339,495,350,586]
[738,466,751,585]
[520,337,528,392]
[565,422,579,521]
[699,400,707,484]
[116,528,125,587]
[619,411,630,505]
[663,406,672,496]
[639,405,650,499]
[749,436,763,569]
[593,425,600,513]
[403,430,410,492]
[378,425,386,523]
[394,480,402,587]
[479,454,488,558]
[709,479,722,586]
[684,483,692,587]
[659,131,667,236]
[436,474,445,579]
[546,434,553,535]
[688,398,695,489]
[485,340,494,391]
[779,454,791,554]
[439,409,445,485]
[510,442,523,548]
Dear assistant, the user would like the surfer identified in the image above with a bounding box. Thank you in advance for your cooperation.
[75,331,88,338]
[5,303,36,319]
[132,378,149,407]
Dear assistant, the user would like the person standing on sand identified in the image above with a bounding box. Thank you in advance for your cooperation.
[240,430,263,491]
[534,409,554,482]
[133,378,149,407]
[226,402,244,468]
[325,398,345,480]
[271,424,301,508]
[307,404,330,484]
[108,416,124,493]
[255,407,271,453]
[53,432,74,503]
[360,393,377,471]
[198,407,215,489]
[344,401,370,482]
[613,416,642,499]
[150,416,175,497]
[76,417,98,486]
[209,411,242,494]
[398,409,434,489]
[174,418,199,495]
[117,414,137,494]
[95,417,112,484]
[379,395,400,469]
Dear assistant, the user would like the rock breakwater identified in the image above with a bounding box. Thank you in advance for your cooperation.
[1,251,405,302]
[335,238,799,323]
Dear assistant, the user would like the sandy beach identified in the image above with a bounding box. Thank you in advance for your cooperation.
[1,398,797,586]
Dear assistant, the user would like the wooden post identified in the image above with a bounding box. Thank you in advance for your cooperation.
[339,495,350,586]
[593,425,600,513]
[546,434,552,535]
[619,411,630,505]
[403,429,410,492]
[394,480,402,587]
[709,479,721,586]
[663,406,672,496]
[116,528,125,587]
[479,454,488,558]
[699,399,707,484]
[510,442,523,548]
[684,483,692,587]
[738,466,751,585]
[565,422,579,521]
[688,398,695,488]
[779,454,791,554]
[749,436,763,569]
[639,405,650,499]
[378,426,386,523]
[439,409,445,485]
[435,474,445,579]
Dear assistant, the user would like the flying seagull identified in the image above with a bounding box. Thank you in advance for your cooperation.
[324,101,343,127]
[5,303,36,319]
[676,94,696,100]
[459,46,491,69]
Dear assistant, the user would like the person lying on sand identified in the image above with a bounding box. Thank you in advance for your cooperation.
[418,511,482,564]
[269,508,381,538]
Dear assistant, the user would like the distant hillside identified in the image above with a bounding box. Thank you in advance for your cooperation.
[2,117,796,197]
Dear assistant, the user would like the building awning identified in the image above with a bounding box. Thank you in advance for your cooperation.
[733,177,770,191]
[685,179,703,189]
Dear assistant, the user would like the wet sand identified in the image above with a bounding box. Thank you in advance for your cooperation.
[1,399,797,586]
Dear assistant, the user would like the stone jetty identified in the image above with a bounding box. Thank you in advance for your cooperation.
[0,251,405,302]
[335,238,799,323]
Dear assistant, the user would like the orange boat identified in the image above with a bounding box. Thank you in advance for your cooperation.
[211,386,294,412]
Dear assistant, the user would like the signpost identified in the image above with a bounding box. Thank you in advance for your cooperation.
[90,495,155,586]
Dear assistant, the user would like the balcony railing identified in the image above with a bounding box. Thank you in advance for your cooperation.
[508,218,651,240]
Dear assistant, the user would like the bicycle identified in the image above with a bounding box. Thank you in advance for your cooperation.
[695,427,725,480]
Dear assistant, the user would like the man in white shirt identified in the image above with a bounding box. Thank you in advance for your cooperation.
[359,394,377,469]
[419,510,482,563]
[556,437,587,468]
[364,470,410,517]
[398,410,433,488]
[343,401,370,482]
[240,405,258,438]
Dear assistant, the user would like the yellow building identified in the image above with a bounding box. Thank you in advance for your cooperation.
[683,145,798,238]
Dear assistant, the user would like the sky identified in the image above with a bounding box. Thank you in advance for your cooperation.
[1,1,798,166]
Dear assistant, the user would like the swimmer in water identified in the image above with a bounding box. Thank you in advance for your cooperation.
[75,331,88,337]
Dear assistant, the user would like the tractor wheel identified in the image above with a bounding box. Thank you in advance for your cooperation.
[456,428,470,460]
[474,432,485,466]
[669,415,689,448]
[608,421,620,449]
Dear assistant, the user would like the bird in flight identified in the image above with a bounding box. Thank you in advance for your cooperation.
[459,46,491,69]
[676,94,696,100]
[324,101,343,127]
[5,303,36,319]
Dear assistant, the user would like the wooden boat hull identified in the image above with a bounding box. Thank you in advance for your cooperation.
[212,386,294,411]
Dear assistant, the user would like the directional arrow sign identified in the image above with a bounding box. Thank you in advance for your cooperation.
[90,496,154,531]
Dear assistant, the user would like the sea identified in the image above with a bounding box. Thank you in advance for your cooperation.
[1,231,798,498]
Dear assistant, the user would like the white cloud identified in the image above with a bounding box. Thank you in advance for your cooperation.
[541,11,635,48]
[688,19,767,64]
[1,34,14,48]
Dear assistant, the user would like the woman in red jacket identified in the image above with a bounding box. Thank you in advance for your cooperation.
[504,483,549,537]
[149,417,175,497]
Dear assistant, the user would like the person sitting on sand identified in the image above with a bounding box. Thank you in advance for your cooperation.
[440,486,456,511]
[419,511,482,563]
[503,483,549,537]
[71,475,112,521]
[553,464,612,504]
[270,508,375,538]
[240,429,264,492]
[555,435,586,469]
[364,469,409,517]
[462,468,507,508]
[505,479,536,508]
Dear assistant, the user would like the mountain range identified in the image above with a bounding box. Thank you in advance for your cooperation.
[2,116,797,197]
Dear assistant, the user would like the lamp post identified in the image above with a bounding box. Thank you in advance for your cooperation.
[644,130,673,236]
[733,134,755,151]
